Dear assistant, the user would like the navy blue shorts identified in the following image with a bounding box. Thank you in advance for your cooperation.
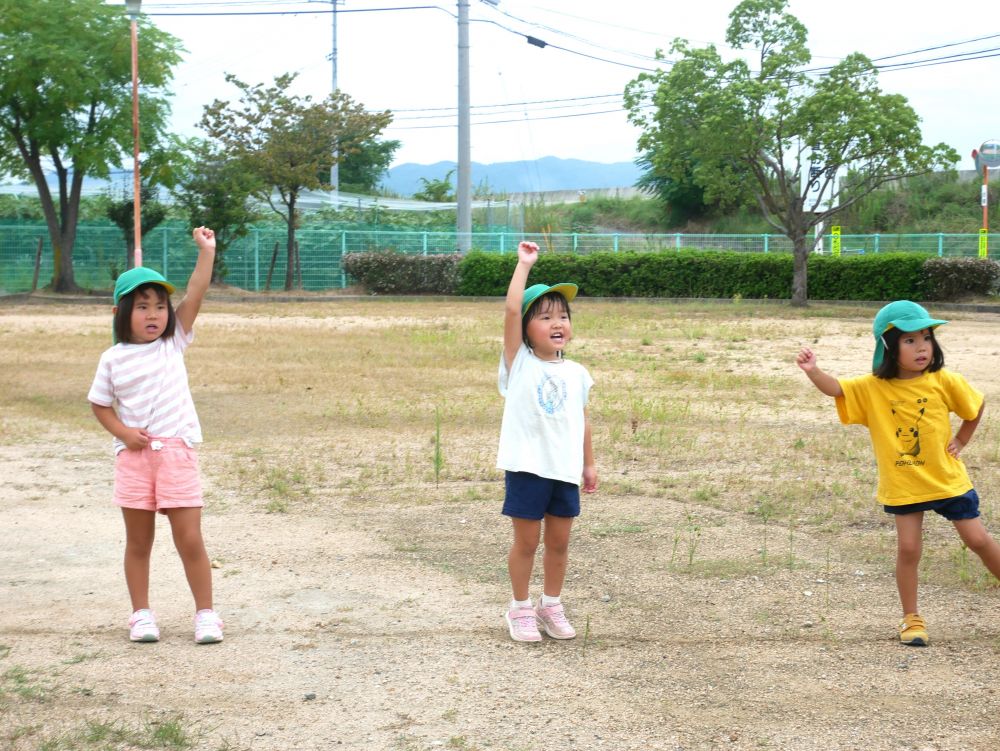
[883,488,980,521]
[503,471,580,520]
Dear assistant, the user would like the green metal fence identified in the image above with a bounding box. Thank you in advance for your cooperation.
[2,223,997,294]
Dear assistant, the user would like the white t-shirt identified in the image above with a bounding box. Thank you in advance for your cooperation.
[496,342,593,485]
[88,325,202,455]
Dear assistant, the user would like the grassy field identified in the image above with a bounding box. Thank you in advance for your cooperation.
[2,296,1000,750]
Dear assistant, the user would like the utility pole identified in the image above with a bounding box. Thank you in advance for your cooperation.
[311,0,340,196]
[330,0,339,196]
[457,0,471,251]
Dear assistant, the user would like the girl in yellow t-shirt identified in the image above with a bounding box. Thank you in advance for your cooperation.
[796,300,1000,647]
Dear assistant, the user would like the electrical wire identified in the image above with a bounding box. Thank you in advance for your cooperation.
[385,107,628,130]
[388,92,624,113]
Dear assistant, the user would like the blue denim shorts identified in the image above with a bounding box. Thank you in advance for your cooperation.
[502,471,580,520]
[883,488,980,521]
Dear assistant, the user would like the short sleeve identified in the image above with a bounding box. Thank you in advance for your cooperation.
[941,370,984,421]
[174,320,194,351]
[87,351,114,406]
[498,342,529,396]
[835,375,869,426]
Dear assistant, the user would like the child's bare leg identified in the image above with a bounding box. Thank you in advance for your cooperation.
[894,512,924,615]
[164,507,213,611]
[952,518,1000,580]
[121,508,156,611]
[508,518,541,601]
[541,514,574,598]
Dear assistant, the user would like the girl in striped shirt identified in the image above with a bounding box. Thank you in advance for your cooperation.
[88,227,223,645]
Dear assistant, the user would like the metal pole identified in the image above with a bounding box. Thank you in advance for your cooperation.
[983,166,990,258]
[130,15,142,267]
[984,166,990,233]
[457,0,471,252]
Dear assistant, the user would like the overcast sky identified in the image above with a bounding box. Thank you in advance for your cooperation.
[138,0,999,169]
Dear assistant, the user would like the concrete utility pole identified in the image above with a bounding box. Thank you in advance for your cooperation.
[457,0,471,251]
[330,0,339,195]
[311,0,340,195]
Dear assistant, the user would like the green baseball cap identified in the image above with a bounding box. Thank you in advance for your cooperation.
[872,300,948,369]
[113,266,175,306]
[521,283,578,316]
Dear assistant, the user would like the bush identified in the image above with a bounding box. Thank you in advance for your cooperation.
[350,249,998,302]
[921,257,1000,300]
[808,253,929,301]
[457,250,930,301]
[342,251,461,294]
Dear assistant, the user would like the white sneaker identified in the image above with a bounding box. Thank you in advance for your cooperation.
[194,609,224,644]
[128,609,160,642]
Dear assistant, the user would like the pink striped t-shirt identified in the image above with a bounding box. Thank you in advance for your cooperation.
[88,325,202,455]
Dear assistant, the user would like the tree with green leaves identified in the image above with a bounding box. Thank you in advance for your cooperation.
[0,0,181,291]
[624,0,958,305]
[200,73,392,290]
[413,169,456,202]
[105,183,168,271]
[171,138,261,284]
[337,136,400,194]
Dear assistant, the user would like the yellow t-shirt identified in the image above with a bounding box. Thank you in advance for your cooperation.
[836,369,983,506]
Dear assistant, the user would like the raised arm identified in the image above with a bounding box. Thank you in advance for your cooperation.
[503,241,538,371]
[175,226,216,335]
[795,347,843,398]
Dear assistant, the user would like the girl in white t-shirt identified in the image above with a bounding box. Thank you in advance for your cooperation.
[88,227,223,645]
[498,240,597,642]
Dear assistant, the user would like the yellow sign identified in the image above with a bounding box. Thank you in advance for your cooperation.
[980,228,988,258]
[831,225,841,257]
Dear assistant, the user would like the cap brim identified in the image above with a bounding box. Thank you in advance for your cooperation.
[872,318,948,368]
[114,279,176,305]
[521,283,578,316]
[887,317,948,333]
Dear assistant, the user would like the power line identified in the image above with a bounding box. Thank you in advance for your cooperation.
[144,4,451,16]
[386,107,628,130]
[479,2,668,65]
[393,99,624,121]
[388,93,624,114]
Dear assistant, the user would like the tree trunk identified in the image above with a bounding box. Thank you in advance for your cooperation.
[791,235,809,307]
[265,242,279,291]
[284,196,297,291]
[24,162,80,292]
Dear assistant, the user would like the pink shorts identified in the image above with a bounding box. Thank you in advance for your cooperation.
[114,438,203,513]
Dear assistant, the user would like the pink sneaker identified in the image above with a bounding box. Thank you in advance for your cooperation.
[505,605,542,642]
[194,609,224,644]
[535,601,576,639]
[128,609,159,643]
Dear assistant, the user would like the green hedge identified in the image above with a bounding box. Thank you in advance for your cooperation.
[345,249,999,302]
[458,251,935,301]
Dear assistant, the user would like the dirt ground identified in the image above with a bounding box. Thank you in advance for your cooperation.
[3,299,1000,751]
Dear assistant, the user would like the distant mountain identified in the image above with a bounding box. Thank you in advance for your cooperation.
[382,156,641,197]
[2,159,643,202]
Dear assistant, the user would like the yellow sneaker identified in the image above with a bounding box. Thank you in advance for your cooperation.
[898,613,928,646]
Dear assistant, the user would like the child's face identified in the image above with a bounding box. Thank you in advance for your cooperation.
[128,288,170,343]
[525,297,572,359]
[895,328,934,378]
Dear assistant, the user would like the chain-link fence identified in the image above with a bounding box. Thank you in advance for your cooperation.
[2,222,997,293]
